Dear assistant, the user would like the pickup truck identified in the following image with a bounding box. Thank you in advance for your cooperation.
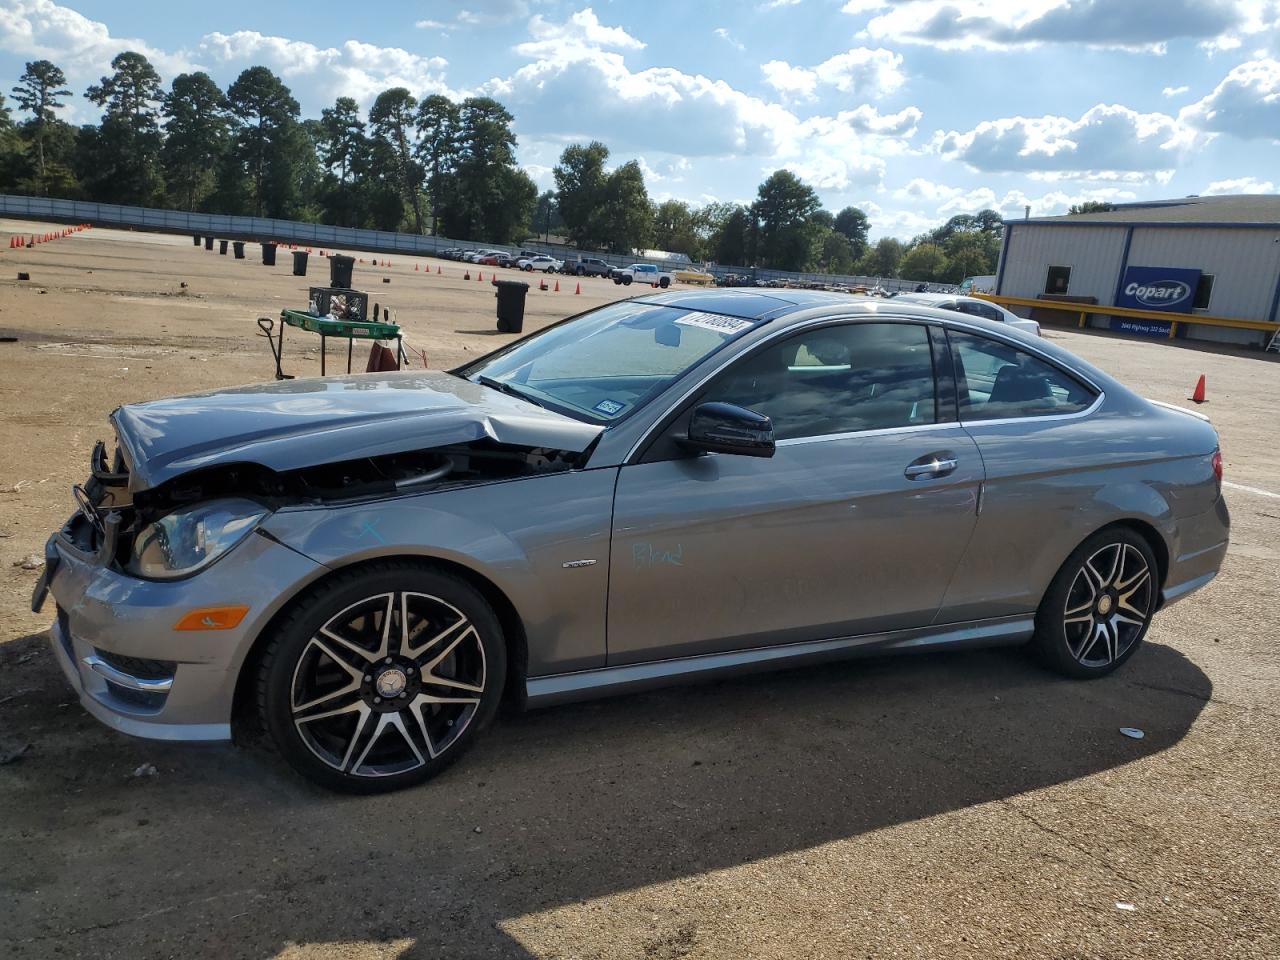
[613,263,672,288]
[563,256,612,277]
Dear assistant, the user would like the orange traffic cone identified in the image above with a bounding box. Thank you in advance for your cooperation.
[414,263,419,271]
[436,265,441,275]
[478,271,484,282]
[1190,374,1207,404]
[575,282,581,295]
[554,280,560,292]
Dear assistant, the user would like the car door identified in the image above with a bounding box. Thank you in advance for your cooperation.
[938,328,1104,621]
[606,319,985,666]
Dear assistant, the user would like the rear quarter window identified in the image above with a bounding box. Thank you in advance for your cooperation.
[949,330,1097,421]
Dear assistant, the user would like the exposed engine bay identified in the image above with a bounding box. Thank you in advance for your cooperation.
[69,436,588,573]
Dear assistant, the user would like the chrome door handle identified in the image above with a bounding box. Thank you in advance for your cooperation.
[904,456,958,480]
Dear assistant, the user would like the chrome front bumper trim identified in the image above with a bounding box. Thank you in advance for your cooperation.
[83,655,174,693]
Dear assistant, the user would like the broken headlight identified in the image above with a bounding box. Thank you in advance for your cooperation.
[128,499,268,580]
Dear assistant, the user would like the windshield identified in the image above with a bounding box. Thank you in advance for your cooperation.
[460,301,758,424]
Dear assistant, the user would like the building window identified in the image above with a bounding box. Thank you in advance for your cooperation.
[1044,265,1071,295]
[1193,274,1214,310]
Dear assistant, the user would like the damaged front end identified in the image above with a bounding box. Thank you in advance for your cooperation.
[40,431,595,602]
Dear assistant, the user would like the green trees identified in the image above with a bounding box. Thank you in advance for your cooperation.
[414,94,459,235]
[553,141,653,254]
[833,206,870,261]
[369,88,423,233]
[82,52,164,205]
[898,243,950,283]
[752,170,821,271]
[224,66,301,217]
[11,60,71,194]
[162,72,229,211]
[316,96,366,226]
[433,97,535,243]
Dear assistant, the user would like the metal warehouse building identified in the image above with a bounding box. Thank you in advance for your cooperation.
[994,195,1280,347]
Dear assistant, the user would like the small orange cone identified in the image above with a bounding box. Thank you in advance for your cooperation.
[575,282,581,295]
[414,263,419,271]
[1190,374,1207,404]
[478,271,484,282]
[554,280,560,292]
[436,265,441,275]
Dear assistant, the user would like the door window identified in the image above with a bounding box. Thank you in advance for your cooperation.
[953,300,1003,322]
[949,330,1096,421]
[701,322,937,441]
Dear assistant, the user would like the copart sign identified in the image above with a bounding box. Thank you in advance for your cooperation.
[1116,266,1200,314]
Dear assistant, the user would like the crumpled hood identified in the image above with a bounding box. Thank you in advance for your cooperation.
[112,371,604,491]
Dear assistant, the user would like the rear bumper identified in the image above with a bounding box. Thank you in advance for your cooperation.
[1160,494,1230,609]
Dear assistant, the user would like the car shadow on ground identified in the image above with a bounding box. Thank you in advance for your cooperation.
[0,635,1210,959]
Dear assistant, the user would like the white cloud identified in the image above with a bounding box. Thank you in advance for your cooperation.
[1162,85,1190,97]
[515,8,645,60]
[934,103,1200,179]
[198,32,452,106]
[0,0,195,119]
[850,0,1266,53]
[760,47,905,100]
[761,60,817,99]
[893,178,965,202]
[415,19,448,30]
[455,0,529,26]
[842,104,923,136]
[1203,176,1276,194]
[713,27,745,52]
[1180,58,1280,142]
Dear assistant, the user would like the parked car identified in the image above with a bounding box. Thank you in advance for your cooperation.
[520,255,562,273]
[717,273,758,287]
[564,257,612,277]
[495,253,519,268]
[37,290,1228,792]
[613,263,672,287]
[894,292,1042,337]
[476,253,501,266]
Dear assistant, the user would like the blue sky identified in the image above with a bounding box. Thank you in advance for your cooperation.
[3,0,1279,239]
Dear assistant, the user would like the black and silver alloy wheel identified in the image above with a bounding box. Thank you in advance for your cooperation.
[260,564,505,792]
[1033,528,1159,679]
[1062,543,1152,668]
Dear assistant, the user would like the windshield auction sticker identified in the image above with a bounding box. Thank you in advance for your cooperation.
[674,312,755,336]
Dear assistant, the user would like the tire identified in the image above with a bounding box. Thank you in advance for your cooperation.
[545,267,554,274]
[258,561,507,793]
[659,277,670,288]
[622,276,632,286]
[614,277,622,285]
[576,266,585,276]
[522,264,531,272]
[1031,528,1158,679]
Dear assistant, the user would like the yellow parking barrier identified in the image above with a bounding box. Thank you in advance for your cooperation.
[975,293,1278,340]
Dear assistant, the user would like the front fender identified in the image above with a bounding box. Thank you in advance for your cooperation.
[261,468,618,675]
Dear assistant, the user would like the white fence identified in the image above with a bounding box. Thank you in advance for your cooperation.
[0,193,956,292]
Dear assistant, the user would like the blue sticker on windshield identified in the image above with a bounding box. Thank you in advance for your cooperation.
[594,399,627,416]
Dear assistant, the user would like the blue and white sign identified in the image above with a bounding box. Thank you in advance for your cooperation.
[1116,266,1200,313]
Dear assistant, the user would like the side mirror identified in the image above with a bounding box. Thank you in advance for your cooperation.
[681,402,775,458]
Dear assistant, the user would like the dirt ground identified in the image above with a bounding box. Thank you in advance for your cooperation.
[0,221,1276,960]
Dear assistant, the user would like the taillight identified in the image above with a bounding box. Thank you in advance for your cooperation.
[1212,449,1223,484]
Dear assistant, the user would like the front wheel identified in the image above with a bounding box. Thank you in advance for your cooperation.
[576,267,585,276]
[1031,529,1158,679]
[659,277,670,288]
[259,562,506,793]
[622,276,632,286]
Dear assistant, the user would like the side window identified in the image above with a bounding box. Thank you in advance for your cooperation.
[949,330,1096,421]
[702,323,937,441]
[1045,265,1071,294]
[954,300,1002,322]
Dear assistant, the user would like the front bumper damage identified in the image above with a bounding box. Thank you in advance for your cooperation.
[41,514,326,742]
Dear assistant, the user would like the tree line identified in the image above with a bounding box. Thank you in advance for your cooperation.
[0,52,1006,280]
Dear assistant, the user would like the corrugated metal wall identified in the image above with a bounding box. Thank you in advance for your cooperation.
[1000,224,1128,303]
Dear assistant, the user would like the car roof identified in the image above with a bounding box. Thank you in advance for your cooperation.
[634,288,881,320]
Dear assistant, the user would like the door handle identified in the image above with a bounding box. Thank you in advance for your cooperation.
[904,453,958,480]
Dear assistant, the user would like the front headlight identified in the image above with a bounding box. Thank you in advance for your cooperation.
[128,498,268,580]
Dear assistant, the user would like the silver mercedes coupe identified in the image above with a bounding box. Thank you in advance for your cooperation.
[36,289,1229,792]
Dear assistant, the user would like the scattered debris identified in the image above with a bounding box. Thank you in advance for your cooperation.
[1115,902,1136,911]
[179,281,188,288]
[382,277,391,284]
[473,826,482,834]
[0,742,31,765]
[1120,727,1145,740]
[13,554,45,570]
[1,479,32,493]
[131,763,158,778]
[16,272,29,281]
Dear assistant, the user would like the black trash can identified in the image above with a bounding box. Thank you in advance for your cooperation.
[193,235,201,246]
[233,241,245,259]
[219,239,228,255]
[292,250,309,277]
[494,279,530,333]
[204,236,214,250]
[329,254,355,289]
[261,242,277,266]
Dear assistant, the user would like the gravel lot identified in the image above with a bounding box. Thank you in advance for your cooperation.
[0,222,1276,960]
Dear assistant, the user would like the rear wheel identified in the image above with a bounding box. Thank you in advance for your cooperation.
[259,562,506,793]
[1032,529,1158,678]
[659,277,670,288]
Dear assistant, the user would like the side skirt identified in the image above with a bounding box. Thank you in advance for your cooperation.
[525,616,1035,708]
